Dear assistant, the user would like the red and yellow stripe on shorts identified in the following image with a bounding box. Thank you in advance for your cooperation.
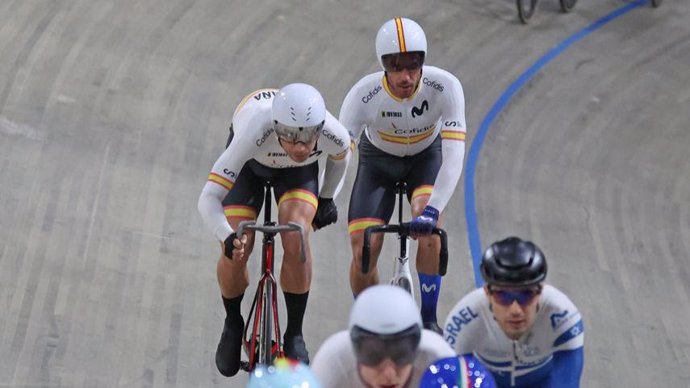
[224,205,257,221]
[412,185,433,201]
[348,218,385,235]
[278,189,318,210]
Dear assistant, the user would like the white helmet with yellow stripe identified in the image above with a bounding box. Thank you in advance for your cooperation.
[375,17,427,71]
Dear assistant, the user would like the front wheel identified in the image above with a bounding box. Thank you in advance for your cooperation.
[651,0,662,7]
[517,0,538,24]
[559,0,578,13]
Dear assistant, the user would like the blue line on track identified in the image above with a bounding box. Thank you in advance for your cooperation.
[464,0,647,288]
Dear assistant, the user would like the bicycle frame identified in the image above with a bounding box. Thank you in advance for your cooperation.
[237,183,307,372]
[361,182,449,294]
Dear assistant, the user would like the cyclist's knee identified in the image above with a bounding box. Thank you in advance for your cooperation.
[281,231,310,260]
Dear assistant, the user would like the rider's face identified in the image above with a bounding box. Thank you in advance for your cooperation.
[485,285,541,340]
[386,68,422,100]
[358,358,413,388]
[382,52,423,100]
[278,137,317,163]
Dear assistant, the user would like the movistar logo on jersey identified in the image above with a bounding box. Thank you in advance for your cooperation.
[361,85,382,103]
[411,100,429,117]
[381,111,403,118]
[423,77,444,92]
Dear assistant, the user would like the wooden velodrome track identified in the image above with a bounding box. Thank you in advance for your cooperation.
[1,0,688,387]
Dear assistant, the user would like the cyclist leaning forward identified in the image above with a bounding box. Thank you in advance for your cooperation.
[198,83,351,376]
[340,17,467,332]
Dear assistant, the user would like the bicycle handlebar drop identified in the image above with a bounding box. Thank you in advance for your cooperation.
[361,223,449,276]
[236,220,308,263]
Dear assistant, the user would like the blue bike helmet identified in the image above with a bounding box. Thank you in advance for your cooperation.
[419,355,496,388]
[246,358,321,388]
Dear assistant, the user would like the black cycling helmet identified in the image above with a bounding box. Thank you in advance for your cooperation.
[480,237,547,287]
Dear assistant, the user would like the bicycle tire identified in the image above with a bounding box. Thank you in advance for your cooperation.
[651,0,662,7]
[517,0,538,24]
[259,281,273,366]
[559,0,578,12]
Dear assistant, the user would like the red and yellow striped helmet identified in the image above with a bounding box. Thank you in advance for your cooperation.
[375,17,427,70]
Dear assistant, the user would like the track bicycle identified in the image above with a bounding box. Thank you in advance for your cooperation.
[517,0,578,24]
[361,181,449,294]
[236,182,307,372]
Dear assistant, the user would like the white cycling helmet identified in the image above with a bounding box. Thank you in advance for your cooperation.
[349,285,422,366]
[375,17,427,70]
[272,83,325,143]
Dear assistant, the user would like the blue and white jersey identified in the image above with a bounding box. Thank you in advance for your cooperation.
[443,285,584,388]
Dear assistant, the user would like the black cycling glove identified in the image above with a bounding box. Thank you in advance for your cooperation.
[224,232,239,259]
[312,197,338,230]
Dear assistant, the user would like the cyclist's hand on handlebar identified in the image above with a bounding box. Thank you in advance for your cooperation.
[410,205,440,237]
[223,232,247,260]
[312,197,337,230]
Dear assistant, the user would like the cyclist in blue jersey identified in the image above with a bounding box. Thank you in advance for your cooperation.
[442,237,584,388]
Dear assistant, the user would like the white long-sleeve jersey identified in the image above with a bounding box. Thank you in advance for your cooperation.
[312,329,456,388]
[198,88,351,242]
[339,66,467,212]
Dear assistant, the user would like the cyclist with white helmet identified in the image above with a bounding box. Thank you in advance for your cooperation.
[198,83,351,376]
[246,358,321,388]
[420,354,497,388]
[442,237,584,388]
[311,284,455,388]
[340,17,467,333]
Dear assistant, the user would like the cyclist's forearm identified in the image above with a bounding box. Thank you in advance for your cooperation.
[548,348,584,388]
[426,140,465,212]
[198,183,233,241]
[321,151,351,199]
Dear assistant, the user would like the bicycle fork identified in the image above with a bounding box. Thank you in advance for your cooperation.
[391,226,414,294]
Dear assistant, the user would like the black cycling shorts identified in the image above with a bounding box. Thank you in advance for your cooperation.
[222,159,319,221]
[347,134,442,234]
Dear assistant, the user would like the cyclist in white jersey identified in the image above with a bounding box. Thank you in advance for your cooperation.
[198,83,351,376]
[339,17,467,333]
[443,237,584,388]
[311,285,455,388]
